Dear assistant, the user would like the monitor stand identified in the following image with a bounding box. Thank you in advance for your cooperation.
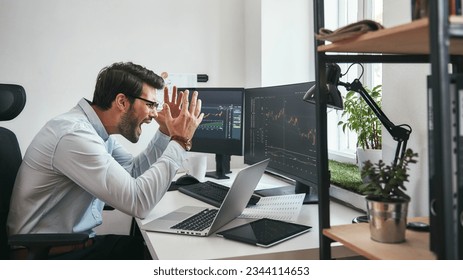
[205,154,232,179]
[254,181,318,204]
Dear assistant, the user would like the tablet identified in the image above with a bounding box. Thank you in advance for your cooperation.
[216,218,312,247]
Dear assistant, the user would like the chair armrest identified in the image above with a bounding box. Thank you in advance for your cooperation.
[9,233,89,247]
[8,233,89,259]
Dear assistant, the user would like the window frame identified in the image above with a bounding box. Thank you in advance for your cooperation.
[326,0,383,164]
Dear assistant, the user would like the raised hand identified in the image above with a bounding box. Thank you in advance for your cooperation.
[155,86,183,135]
[163,89,203,141]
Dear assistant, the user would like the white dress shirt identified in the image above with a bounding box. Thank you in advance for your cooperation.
[7,98,186,237]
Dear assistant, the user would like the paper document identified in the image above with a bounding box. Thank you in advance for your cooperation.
[239,194,305,222]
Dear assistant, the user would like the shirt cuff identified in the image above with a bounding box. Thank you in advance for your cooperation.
[162,140,187,168]
[154,130,171,150]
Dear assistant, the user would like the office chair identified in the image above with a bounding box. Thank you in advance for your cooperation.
[0,84,88,259]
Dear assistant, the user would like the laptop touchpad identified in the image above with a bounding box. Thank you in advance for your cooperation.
[159,211,191,221]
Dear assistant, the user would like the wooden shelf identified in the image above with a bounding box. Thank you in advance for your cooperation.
[318,16,463,55]
[323,217,436,260]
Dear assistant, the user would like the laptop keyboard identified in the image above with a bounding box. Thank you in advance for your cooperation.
[178,181,261,208]
[170,209,218,231]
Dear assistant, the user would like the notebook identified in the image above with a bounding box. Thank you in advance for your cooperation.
[141,159,270,236]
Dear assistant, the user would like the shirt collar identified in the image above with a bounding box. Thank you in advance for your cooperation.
[77,98,110,141]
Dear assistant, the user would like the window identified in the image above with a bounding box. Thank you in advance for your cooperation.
[325,0,383,163]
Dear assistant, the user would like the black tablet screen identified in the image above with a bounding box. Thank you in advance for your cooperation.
[217,218,311,247]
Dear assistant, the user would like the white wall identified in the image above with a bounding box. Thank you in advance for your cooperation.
[245,0,313,88]
[383,0,429,217]
[261,0,313,86]
[244,0,262,88]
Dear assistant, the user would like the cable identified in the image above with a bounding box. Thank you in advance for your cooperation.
[341,62,365,79]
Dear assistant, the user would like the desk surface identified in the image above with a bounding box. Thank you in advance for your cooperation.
[136,170,364,260]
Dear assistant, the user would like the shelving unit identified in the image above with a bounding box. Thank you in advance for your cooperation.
[313,1,463,260]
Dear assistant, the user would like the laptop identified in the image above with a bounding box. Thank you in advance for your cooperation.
[141,159,270,236]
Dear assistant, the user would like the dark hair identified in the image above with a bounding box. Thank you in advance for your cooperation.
[92,62,164,110]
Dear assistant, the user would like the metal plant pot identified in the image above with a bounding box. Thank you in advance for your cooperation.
[366,195,409,243]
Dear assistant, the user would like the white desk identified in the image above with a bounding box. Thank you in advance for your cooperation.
[136,171,363,260]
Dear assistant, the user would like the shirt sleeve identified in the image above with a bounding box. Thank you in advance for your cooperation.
[111,130,172,177]
[52,129,186,219]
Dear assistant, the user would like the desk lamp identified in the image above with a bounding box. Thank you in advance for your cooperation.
[304,63,344,110]
[305,63,413,224]
[337,64,412,167]
[305,63,412,166]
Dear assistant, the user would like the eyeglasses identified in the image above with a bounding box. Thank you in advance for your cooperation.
[124,94,159,111]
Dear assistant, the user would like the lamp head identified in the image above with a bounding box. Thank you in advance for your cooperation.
[303,63,343,110]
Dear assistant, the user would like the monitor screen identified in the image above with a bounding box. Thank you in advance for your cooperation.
[178,87,244,179]
[244,82,318,204]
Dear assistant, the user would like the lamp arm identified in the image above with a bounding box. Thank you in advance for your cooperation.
[339,79,412,166]
[344,79,395,132]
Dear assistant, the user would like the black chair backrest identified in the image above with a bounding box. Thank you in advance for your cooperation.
[0,84,26,259]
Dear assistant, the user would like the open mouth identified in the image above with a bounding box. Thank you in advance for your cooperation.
[138,119,151,133]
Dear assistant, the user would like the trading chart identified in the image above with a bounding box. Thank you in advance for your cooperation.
[246,87,317,181]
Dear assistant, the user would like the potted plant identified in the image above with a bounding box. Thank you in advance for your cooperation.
[337,85,382,172]
[361,148,418,243]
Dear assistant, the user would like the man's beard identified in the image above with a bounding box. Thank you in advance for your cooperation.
[119,109,141,143]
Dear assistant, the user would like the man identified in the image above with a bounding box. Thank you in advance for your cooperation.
[7,62,203,259]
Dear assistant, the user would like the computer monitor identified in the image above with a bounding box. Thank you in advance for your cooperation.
[244,82,318,204]
[178,87,244,179]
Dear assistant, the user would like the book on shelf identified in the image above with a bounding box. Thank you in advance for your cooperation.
[451,0,462,15]
[412,0,463,20]
[315,19,384,43]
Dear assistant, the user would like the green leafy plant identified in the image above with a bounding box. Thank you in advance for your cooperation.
[337,85,382,150]
[361,148,418,201]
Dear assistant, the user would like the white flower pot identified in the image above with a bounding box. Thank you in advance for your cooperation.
[357,148,382,171]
